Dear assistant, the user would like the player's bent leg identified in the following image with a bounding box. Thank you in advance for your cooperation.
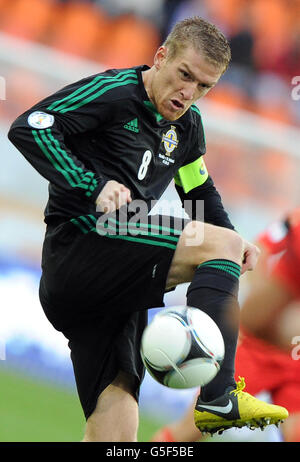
[240,276,294,346]
[151,395,203,442]
[165,221,289,435]
[167,221,243,397]
[82,371,139,442]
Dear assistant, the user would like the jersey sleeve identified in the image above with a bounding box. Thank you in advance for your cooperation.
[175,173,235,230]
[7,69,139,203]
[174,104,208,193]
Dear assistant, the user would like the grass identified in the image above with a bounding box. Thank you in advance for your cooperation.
[0,367,277,443]
[0,367,84,442]
[0,367,163,442]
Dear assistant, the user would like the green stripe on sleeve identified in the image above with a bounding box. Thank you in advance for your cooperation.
[47,69,137,112]
[47,75,101,111]
[176,156,208,193]
[32,130,77,187]
[46,129,97,195]
[32,129,98,197]
[40,130,85,187]
[59,78,138,113]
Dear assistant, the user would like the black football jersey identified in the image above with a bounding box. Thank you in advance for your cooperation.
[8,65,234,230]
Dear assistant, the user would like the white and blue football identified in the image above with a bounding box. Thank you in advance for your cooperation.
[140,306,224,389]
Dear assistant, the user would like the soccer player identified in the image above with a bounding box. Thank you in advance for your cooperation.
[7,17,287,441]
[151,209,300,442]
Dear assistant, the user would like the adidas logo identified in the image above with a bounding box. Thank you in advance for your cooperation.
[124,118,139,133]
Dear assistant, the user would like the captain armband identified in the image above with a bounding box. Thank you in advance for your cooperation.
[174,156,208,193]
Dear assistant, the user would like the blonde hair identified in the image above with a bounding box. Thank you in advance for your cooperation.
[163,17,231,73]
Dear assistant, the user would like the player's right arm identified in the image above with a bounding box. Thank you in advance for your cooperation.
[7,76,110,205]
[7,71,137,210]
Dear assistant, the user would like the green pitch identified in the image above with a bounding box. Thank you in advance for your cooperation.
[0,367,163,442]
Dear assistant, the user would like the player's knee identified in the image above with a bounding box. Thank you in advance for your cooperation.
[184,221,243,266]
[166,223,244,289]
[217,227,244,263]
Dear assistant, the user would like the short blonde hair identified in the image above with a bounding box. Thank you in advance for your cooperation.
[163,17,231,73]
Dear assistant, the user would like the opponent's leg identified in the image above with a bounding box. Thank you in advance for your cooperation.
[240,277,294,346]
[281,413,300,442]
[151,395,202,442]
[82,371,138,442]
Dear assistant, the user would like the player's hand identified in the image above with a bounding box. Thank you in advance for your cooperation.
[241,240,261,275]
[95,180,132,214]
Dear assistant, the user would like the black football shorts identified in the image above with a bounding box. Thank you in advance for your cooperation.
[39,213,189,419]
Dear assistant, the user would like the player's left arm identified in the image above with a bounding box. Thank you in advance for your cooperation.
[178,106,235,230]
[174,157,260,273]
[174,156,235,230]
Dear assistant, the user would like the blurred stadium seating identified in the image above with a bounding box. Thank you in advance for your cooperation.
[0,0,300,442]
[0,0,299,123]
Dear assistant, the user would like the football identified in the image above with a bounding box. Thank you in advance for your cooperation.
[140,306,224,389]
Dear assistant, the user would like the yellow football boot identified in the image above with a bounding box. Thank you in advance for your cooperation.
[194,377,289,435]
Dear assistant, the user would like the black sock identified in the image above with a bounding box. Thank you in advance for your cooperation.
[186,259,241,402]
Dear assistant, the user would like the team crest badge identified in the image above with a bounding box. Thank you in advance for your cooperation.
[28,111,54,129]
[162,126,179,156]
